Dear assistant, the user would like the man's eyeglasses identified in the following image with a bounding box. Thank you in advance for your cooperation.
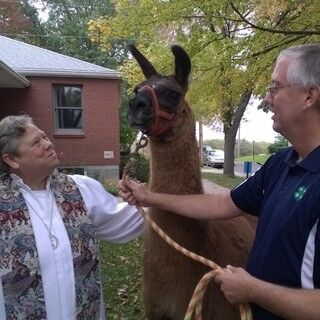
[266,83,296,97]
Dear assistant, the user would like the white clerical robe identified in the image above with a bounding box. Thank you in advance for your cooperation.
[0,174,144,320]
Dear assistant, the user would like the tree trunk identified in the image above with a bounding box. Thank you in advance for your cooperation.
[223,90,252,177]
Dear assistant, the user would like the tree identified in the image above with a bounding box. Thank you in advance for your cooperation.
[0,0,43,44]
[230,1,320,38]
[119,83,138,151]
[204,139,225,151]
[88,0,320,176]
[36,0,117,67]
[88,1,257,176]
[268,134,288,154]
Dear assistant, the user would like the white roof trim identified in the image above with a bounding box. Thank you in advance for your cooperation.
[17,68,121,79]
[0,60,30,88]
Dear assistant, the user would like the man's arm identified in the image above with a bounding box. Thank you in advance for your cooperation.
[119,177,245,220]
[215,266,320,320]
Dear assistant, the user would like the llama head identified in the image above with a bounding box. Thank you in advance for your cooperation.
[127,44,191,139]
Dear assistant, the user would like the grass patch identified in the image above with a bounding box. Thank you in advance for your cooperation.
[202,172,246,189]
[236,154,270,164]
[100,238,145,319]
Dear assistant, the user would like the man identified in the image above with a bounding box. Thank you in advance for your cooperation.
[0,115,144,319]
[120,44,320,319]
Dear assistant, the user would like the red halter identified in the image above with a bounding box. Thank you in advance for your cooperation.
[142,85,176,136]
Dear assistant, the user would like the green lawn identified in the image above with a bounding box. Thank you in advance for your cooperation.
[100,239,145,319]
[236,153,270,164]
[201,172,245,189]
[101,171,244,318]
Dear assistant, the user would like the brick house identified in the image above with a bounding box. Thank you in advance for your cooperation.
[0,35,121,181]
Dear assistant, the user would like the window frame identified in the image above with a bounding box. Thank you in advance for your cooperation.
[53,84,84,135]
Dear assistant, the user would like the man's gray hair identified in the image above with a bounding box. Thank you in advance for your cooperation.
[278,44,320,88]
[0,115,34,174]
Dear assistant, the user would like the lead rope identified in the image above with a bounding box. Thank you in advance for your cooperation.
[123,135,253,320]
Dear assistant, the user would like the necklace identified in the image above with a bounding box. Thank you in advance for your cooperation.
[24,190,59,250]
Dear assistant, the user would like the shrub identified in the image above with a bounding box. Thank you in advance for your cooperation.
[103,179,119,196]
[120,152,149,183]
[268,134,288,154]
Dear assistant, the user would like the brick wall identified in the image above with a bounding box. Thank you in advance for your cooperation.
[0,76,121,170]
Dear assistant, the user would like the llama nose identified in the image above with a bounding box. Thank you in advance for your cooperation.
[129,94,151,110]
[128,99,147,125]
[129,99,145,118]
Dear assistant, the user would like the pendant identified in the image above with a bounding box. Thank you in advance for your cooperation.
[49,234,59,250]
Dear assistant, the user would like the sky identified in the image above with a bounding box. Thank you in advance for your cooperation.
[199,101,277,143]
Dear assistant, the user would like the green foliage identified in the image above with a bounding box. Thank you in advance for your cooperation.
[205,138,270,157]
[89,0,256,121]
[235,139,271,157]
[100,239,145,319]
[251,141,271,156]
[204,139,225,150]
[119,84,137,150]
[103,179,119,196]
[39,0,120,68]
[268,134,288,154]
[120,153,150,183]
[87,0,320,177]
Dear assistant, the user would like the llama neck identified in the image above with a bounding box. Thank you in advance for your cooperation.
[149,117,203,195]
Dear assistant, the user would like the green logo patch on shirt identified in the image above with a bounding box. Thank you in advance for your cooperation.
[294,186,307,201]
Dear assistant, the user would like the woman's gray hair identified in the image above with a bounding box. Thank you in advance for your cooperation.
[0,115,34,174]
[277,44,320,89]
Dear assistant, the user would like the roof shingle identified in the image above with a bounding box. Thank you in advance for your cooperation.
[0,35,120,79]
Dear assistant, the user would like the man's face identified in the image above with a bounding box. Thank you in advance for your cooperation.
[265,58,308,136]
[13,125,59,176]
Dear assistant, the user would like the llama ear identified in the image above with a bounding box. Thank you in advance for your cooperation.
[128,44,158,79]
[171,45,191,90]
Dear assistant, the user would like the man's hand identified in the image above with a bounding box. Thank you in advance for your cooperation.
[214,265,256,304]
[118,175,150,207]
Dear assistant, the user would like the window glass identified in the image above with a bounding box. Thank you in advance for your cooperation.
[58,167,85,175]
[54,86,83,129]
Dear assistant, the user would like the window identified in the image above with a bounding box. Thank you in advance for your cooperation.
[54,85,83,130]
[58,167,85,175]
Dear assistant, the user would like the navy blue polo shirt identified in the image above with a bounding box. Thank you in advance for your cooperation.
[231,146,320,320]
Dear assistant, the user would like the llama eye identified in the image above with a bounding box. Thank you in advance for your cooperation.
[170,92,178,98]
[165,90,181,101]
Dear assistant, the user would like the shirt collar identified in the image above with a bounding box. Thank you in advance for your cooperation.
[284,145,320,173]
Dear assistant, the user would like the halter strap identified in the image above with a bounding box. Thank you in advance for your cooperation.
[142,85,176,136]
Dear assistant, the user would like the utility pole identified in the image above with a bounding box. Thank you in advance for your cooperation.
[252,140,255,160]
[199,120,203,165]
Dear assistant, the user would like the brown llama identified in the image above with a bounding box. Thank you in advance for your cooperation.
[127,44,256,320]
